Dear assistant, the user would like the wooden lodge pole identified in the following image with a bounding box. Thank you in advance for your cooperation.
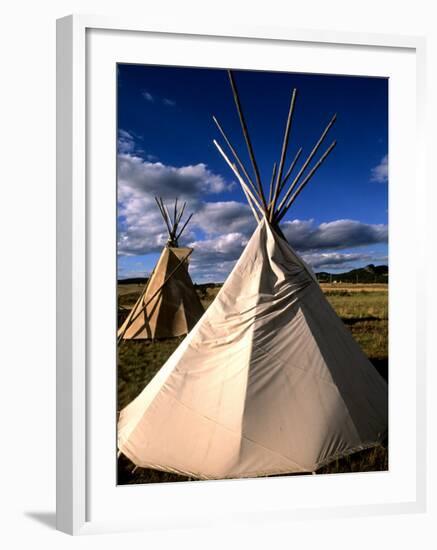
[276,140,337,223]
[276,114,337,215]
[269,88,297,221]
[227,70,268,212]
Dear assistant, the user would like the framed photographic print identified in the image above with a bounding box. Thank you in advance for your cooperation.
[56,15,427,535]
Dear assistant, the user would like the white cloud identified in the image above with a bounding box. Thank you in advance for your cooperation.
[189,232,248,259]
[282,218,388,251]
[117,142,388,281]
[189,260,239,283]
[301,251,372,270]
[186,236,382,282]
[193,201,254,236]
[370,154,388,183]
[117,153,235,256]
[142,91,154,102]
[117,129,146,156]
[117,129,135,154]
[141,90,176,106]
[187,233,248,282]
[118,154,230,200]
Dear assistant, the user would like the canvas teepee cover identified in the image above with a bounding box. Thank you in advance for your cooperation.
[118,220,387,478]
[118,198,204,340]
[117,70,387,478]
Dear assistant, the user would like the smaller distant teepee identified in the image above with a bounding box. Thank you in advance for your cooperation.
[117,197,204,341]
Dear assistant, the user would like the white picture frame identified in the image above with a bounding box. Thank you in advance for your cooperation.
[56,14,427,535]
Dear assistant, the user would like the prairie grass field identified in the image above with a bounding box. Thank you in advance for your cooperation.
[117,282,388,485]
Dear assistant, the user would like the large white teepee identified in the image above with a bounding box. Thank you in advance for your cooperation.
[118,70,388,478]
[118,198,204,341]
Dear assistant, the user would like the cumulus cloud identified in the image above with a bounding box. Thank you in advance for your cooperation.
[118,153,388,269]
[186,233,382,281]
[118,154,230,200]
[189,232,248,261]
[117,153,236,256]
[189,260,239,283]
[282,219,388,252]
[187,233,248,282]
[192,201,255,236]
[370,154,388,183]
[117,129,136,154]
[117,139,388,280]
[301,251,372,270]
[117,129,146,156]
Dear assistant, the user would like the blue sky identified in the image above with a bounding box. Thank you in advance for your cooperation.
[117,64,388,283]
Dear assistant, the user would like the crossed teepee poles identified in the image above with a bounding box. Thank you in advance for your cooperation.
[213,70,337,226]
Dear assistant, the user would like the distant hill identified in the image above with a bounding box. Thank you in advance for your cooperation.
[316,264,388,284]
[118,264,388,287]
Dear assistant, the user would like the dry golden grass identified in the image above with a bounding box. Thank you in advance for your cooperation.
[320,282,388,293]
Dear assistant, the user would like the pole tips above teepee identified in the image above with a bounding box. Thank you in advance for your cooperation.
[154,196,193,248]
[213,69,337,228]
